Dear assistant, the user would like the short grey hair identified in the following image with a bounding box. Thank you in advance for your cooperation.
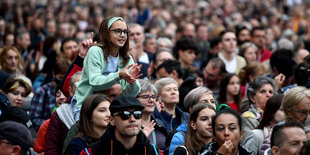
[183,87,213,111]
[143,33,157,46]
[138,79,157,95]
[156,37,173,48]
[128,23,144,32]
[70,71,82,90]
[247,76,276,102]
[155,77,178,95]
[278,38,294,51]
[154,48,173,63]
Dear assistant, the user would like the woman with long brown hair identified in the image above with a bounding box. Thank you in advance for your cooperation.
[67,94,111,155]
[173,103,216,155]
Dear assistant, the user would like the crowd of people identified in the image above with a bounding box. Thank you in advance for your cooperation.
[1,0,310,154]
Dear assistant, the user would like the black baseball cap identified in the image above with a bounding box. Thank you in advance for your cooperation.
[0,121,33,151]
[109,95,144,115]
[0,107,38,138]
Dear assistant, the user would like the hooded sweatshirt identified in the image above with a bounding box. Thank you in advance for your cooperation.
[81,124,159,155]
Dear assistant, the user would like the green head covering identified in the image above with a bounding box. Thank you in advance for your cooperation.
[108,17,125,29]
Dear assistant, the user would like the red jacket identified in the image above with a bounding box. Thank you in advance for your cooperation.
[45,112,69,155]
[33,119,50,153]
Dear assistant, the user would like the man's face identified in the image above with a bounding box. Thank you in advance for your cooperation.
[20,33,31,50]
[144,38,157,54]
[196,25,208,41]
[221,32,236,53]
[156,67,170,78]
[155,52,173,68]
[5,34,14,46]
[46,21,56,36]
[62,40,78,61]
[273,127,306,155]
[251,30,266,49]
[204,62,221,89]
[157,41,171,50]
[0,20,5,33]
[0,139,20,155]
[111,108,142,138]
[59,23,70,38]
[69,76,82,97]
[178,49,197,66]
[183,23,196,38]
[238,29,250,43]
[129,25,145,47]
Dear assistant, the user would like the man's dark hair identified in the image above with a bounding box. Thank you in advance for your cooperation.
[157,60,183,79]
[219,29,235,42]
[235,25,250,45]
[60,38,77,52]
[270,49,296,77]
[235,25,249,38]
[271,120,304,147]
[209,37,220,49]
[143,33,156,46]
[206,58,227,75]
[294,62,310,87]
[173,37,198,59]
[250,26,265,36]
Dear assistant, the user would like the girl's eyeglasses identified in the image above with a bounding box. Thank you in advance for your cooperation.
[110,29,130,36]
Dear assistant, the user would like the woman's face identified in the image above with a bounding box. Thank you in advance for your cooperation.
[289,97,310,125]
[159,83,179,105]
[192,108,216,140]
[109,20,128,49]
[214,113,242,150]
[7,86,26,107]
[226,76,240,96]
[5,49,19,72]
[55,90,67,107]
[137,90,156,113]
[273,107,285,124]
[244,47,257,63]
[199,93,216,109]
[251,84,274,110]
[92,101,111,129]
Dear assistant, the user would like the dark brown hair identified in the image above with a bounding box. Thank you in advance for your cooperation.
[2,77,32,96]
[78,94,110,139]
[185,103,216,155]
[97,16,130,67]
[256,94,284,129]
[218,73,241,110]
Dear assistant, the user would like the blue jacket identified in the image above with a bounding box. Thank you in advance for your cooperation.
[168,121,187,155]
[0,91,10,116]
[153,106,188,134]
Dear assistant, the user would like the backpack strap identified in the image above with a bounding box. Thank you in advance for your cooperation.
[152,144,159,155]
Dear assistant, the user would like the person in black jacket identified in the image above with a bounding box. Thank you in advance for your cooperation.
[80,95,159,155]
[200,108,251,155]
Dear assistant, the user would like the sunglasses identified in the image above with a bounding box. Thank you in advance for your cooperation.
[113,110,142,120]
